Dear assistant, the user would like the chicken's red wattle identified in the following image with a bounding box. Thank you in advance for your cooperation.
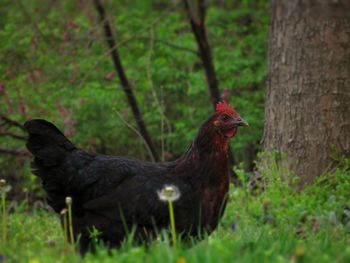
[225,128,237,138]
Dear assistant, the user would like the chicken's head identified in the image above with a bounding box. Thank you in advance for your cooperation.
[213,101,248,138]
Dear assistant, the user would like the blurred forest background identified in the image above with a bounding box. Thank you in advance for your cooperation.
[1,1,350,262]
[0,0,267,199]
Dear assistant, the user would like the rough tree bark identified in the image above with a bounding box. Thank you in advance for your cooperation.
[93,0,159,162]
[264,0,350,184]
[183,0,236,169]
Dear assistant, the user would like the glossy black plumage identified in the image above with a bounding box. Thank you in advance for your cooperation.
[24,110,244,252]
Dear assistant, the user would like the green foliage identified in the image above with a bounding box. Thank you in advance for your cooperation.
[2,2,349,261]
[1,160,350,262]
[0,0,267,193]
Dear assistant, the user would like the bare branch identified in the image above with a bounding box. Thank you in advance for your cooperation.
[0,147,30,156]
[146,27,173,161]
[0,116,25,131]
[153,39,199,55]
[182,0,221,108]
[15,0,49,43]
[76,0,181,91]
[138,36,199,56]
[0,132,26,141]
[93,0,160,161]
[114,110,155,163]
[182,0,236,169]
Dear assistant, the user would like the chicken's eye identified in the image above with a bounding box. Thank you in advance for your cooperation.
[220,115,230,122]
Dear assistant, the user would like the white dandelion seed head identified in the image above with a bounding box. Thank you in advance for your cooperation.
[65,196,72,205]
[0,179,6,186]
[157,184,181,202]
[0,179,11,194]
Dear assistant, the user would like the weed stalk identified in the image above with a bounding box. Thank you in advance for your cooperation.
[0,179,8,242]
[65,197,75,244]
[61,208,69,253]
[168,199,177,247]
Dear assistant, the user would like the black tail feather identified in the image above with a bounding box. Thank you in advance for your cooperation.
[24,119,75,167]
[24,119,77,212]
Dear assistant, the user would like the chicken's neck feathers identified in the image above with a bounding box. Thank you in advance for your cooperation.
[189,117,229,158]
[175,118,230,182]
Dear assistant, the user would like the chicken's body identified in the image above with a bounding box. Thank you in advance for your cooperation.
[24,101,247,252]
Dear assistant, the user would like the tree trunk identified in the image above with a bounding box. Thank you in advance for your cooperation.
[264,0,350,184]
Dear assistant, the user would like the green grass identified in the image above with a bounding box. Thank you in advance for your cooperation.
[1,160,350,263]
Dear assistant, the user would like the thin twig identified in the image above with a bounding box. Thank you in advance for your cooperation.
[0,148,30,156]
[138,36,198,56]
[146,27,173,161]
[146,26,162,160]
[76,0,182,90]
[0,132,26,141]
[114,110,155,162]
[0,116,25,131]
[15,0,49,43]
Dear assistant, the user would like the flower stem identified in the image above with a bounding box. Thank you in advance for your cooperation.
[62,211,68,253]
[67,202,75,244]
[168,200,176,246]
[1,191,7,242]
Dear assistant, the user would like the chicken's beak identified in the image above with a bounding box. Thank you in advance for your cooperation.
[233,117,249,127]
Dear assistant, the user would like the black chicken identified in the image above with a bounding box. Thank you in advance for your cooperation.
[24,101,248,252]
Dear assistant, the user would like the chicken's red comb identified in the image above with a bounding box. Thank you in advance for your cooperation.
[215,101,237,116]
